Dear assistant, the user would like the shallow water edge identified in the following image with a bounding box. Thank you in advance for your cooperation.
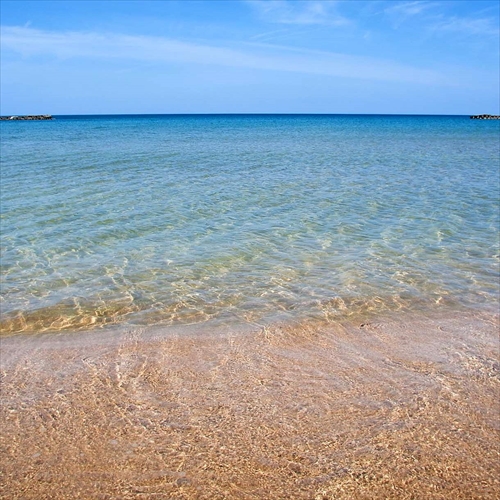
[1,309,499,499]
[2,115,499,337]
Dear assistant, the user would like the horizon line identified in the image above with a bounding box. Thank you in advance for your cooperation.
[1,112,485,118]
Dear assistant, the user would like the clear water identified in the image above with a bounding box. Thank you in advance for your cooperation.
[1,115,499,334]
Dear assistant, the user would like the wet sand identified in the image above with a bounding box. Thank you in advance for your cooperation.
[1,310,499,499]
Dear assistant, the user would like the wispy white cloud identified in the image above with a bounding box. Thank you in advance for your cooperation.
[385,1,435,18]
[249,28,293,42]
[383,1,499,39]
[431,16,500,38]
[1,25,450,85]
[246,0,350,26]
[384,1,437,27]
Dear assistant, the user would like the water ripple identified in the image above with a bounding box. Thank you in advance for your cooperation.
[1,115,499,334]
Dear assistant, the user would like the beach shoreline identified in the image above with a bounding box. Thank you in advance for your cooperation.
[1,310,498,499]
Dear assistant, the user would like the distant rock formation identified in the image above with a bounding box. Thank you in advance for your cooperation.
[0,115,53,121]
[470,114,500,120]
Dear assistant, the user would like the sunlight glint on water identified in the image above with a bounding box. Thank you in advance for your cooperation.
[1,115,499,333]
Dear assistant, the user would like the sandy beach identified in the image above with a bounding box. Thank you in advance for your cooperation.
[1,310,498,499]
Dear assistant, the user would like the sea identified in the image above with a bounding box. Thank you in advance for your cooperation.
[1,114,499,335]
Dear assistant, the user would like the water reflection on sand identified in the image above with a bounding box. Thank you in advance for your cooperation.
[1,310,498,499]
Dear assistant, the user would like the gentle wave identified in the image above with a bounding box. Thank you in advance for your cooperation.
[1,115,499,334]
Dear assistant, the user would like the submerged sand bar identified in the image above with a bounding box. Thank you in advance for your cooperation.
[1,310,499,499]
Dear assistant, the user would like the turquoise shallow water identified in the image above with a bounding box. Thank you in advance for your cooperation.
[1,115,499,334]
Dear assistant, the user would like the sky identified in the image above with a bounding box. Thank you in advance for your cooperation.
[1,0,499,115]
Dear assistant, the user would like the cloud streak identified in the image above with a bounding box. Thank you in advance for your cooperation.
[431,16,500,38]
[383,1,500,38]
[1,25,449,86]
[383,1,438,28]
[246,0,350,26]
[385,1,436,18]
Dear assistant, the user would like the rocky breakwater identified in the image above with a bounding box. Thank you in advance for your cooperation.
[0,114,53,121]
[470,114,500,120]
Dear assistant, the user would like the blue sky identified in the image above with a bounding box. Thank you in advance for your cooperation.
[1,1,499,114]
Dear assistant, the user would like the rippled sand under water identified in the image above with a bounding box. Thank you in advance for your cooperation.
[1,311,499,499]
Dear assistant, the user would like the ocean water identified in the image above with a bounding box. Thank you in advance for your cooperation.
[1,114,499,334]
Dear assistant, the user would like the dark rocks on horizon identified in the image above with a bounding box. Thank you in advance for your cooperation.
[470,114,500,120]
[0,115,53,121]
